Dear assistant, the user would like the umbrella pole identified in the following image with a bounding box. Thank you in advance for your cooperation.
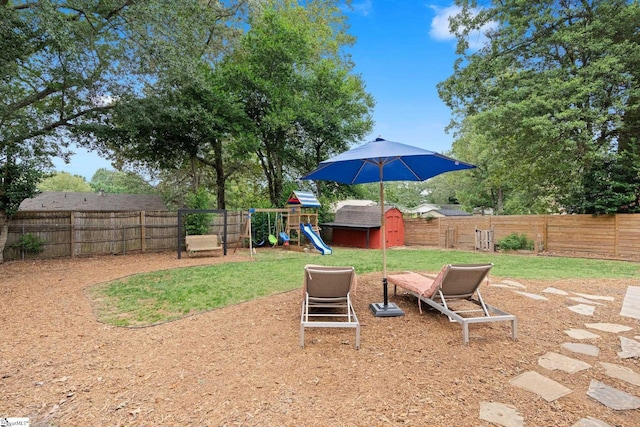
[381,180,388,306]
[369,175,404,317]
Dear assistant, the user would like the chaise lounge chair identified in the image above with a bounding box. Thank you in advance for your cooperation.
[300,265,360,349]
[388,264,517,345]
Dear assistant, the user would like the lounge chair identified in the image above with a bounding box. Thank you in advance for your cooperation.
[388,264,517,345]
[300,265,360,349]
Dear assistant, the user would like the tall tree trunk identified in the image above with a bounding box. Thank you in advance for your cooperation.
[0,217,8,264]
[189,157,200,192]
[619,94,640,154]
[213,138,225,209]
[496,188,504,214]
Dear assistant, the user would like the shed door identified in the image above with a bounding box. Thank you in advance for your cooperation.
[386,210,404,247]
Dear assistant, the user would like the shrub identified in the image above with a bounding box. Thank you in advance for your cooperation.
[185,187,212,235]
[498,233,533,251]
[15,233,46,254]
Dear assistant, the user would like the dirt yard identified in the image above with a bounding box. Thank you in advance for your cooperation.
[1,251,639,426]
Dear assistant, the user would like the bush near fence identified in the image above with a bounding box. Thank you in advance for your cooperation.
[4,211,640,261]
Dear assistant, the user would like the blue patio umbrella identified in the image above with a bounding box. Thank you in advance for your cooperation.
[300,137,476,317]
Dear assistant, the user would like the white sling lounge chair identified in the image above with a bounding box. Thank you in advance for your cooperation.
[300,265,360,349]
[389,264,517,345]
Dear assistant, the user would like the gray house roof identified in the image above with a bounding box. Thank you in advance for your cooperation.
[437,207,472,217]
[408,203,471,217]
[19,192,168,211]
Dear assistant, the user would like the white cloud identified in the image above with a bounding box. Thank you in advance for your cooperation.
[429,5,460,42]
[429,4,495,50]
[91,94,117,107]
[350,0,372,16]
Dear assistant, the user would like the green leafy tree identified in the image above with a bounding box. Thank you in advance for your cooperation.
[89,169,155,194]
[1,0,246,262]
[439,0,640,214]
[221,1,374,206]
[38,172,91,192]
[185,187,213,236]
[84,66,248,209]
[0,154,42,263]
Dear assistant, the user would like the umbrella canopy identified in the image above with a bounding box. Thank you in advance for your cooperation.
[301,137,476,317]
[300,137,475,184]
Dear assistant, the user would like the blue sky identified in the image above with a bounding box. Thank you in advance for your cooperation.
[53,1,464,180]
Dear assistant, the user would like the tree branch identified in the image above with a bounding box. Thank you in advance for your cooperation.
[19,105,114,141]
[6,86,58,113]
[105,0,135,20]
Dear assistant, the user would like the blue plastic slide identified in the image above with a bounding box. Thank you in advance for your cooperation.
[300,223,332,255]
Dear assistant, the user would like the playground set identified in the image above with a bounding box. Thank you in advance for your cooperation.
[234,191,332,256]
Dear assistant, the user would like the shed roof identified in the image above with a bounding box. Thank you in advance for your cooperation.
[325,205,398,227]
[286,191,321,208]
[19,192,168,212]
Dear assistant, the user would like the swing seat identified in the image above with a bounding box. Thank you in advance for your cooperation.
[186,235,223,256]
[268,234,278,246]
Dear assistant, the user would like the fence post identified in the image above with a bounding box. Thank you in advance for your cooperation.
[544,215,549,253]
[614,214,619,256]
[140,211,146,253]
[70,211,75,257]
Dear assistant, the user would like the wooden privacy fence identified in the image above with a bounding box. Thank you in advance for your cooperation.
[404,213,640,258]
[4,210,244,261]
[6,211,640,261]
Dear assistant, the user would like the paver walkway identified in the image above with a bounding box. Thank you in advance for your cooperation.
[480,280,639,426]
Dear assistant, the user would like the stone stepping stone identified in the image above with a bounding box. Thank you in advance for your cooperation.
[538,351,591,373]
[600,362,640,387]
[502,279,526,289]
[618,336,640,359]
[568,297,605,305]
[568,304,596,316]
[543,287,569,295]
[565,329,601,340]
[587,380,640,410]
[586,323,632,333]
[562,342,600,357]
[513,291,548,301]
[491,284,519,289]
[509,371,572,402]
[573,292,615,302]
[620,286,640,320]
[479,401,524,427]
[572,417,613,427]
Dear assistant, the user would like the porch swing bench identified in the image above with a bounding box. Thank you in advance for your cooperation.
[185,235,223,255]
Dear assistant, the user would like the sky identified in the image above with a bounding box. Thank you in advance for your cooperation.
[53,1,466,180]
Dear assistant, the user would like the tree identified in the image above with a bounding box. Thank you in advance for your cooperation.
[89,169,155,194]
[438,0,640,214]
[82,66,249,209]
[38,172,91,192]
[0,153,42,263]
[1,0,246,261]
[221,1,374,206]
[184,187,213,235]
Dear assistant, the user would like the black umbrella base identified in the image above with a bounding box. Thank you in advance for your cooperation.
[369,302,405,317]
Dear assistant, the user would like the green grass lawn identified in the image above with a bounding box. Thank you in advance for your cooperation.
[87,248,640,327]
